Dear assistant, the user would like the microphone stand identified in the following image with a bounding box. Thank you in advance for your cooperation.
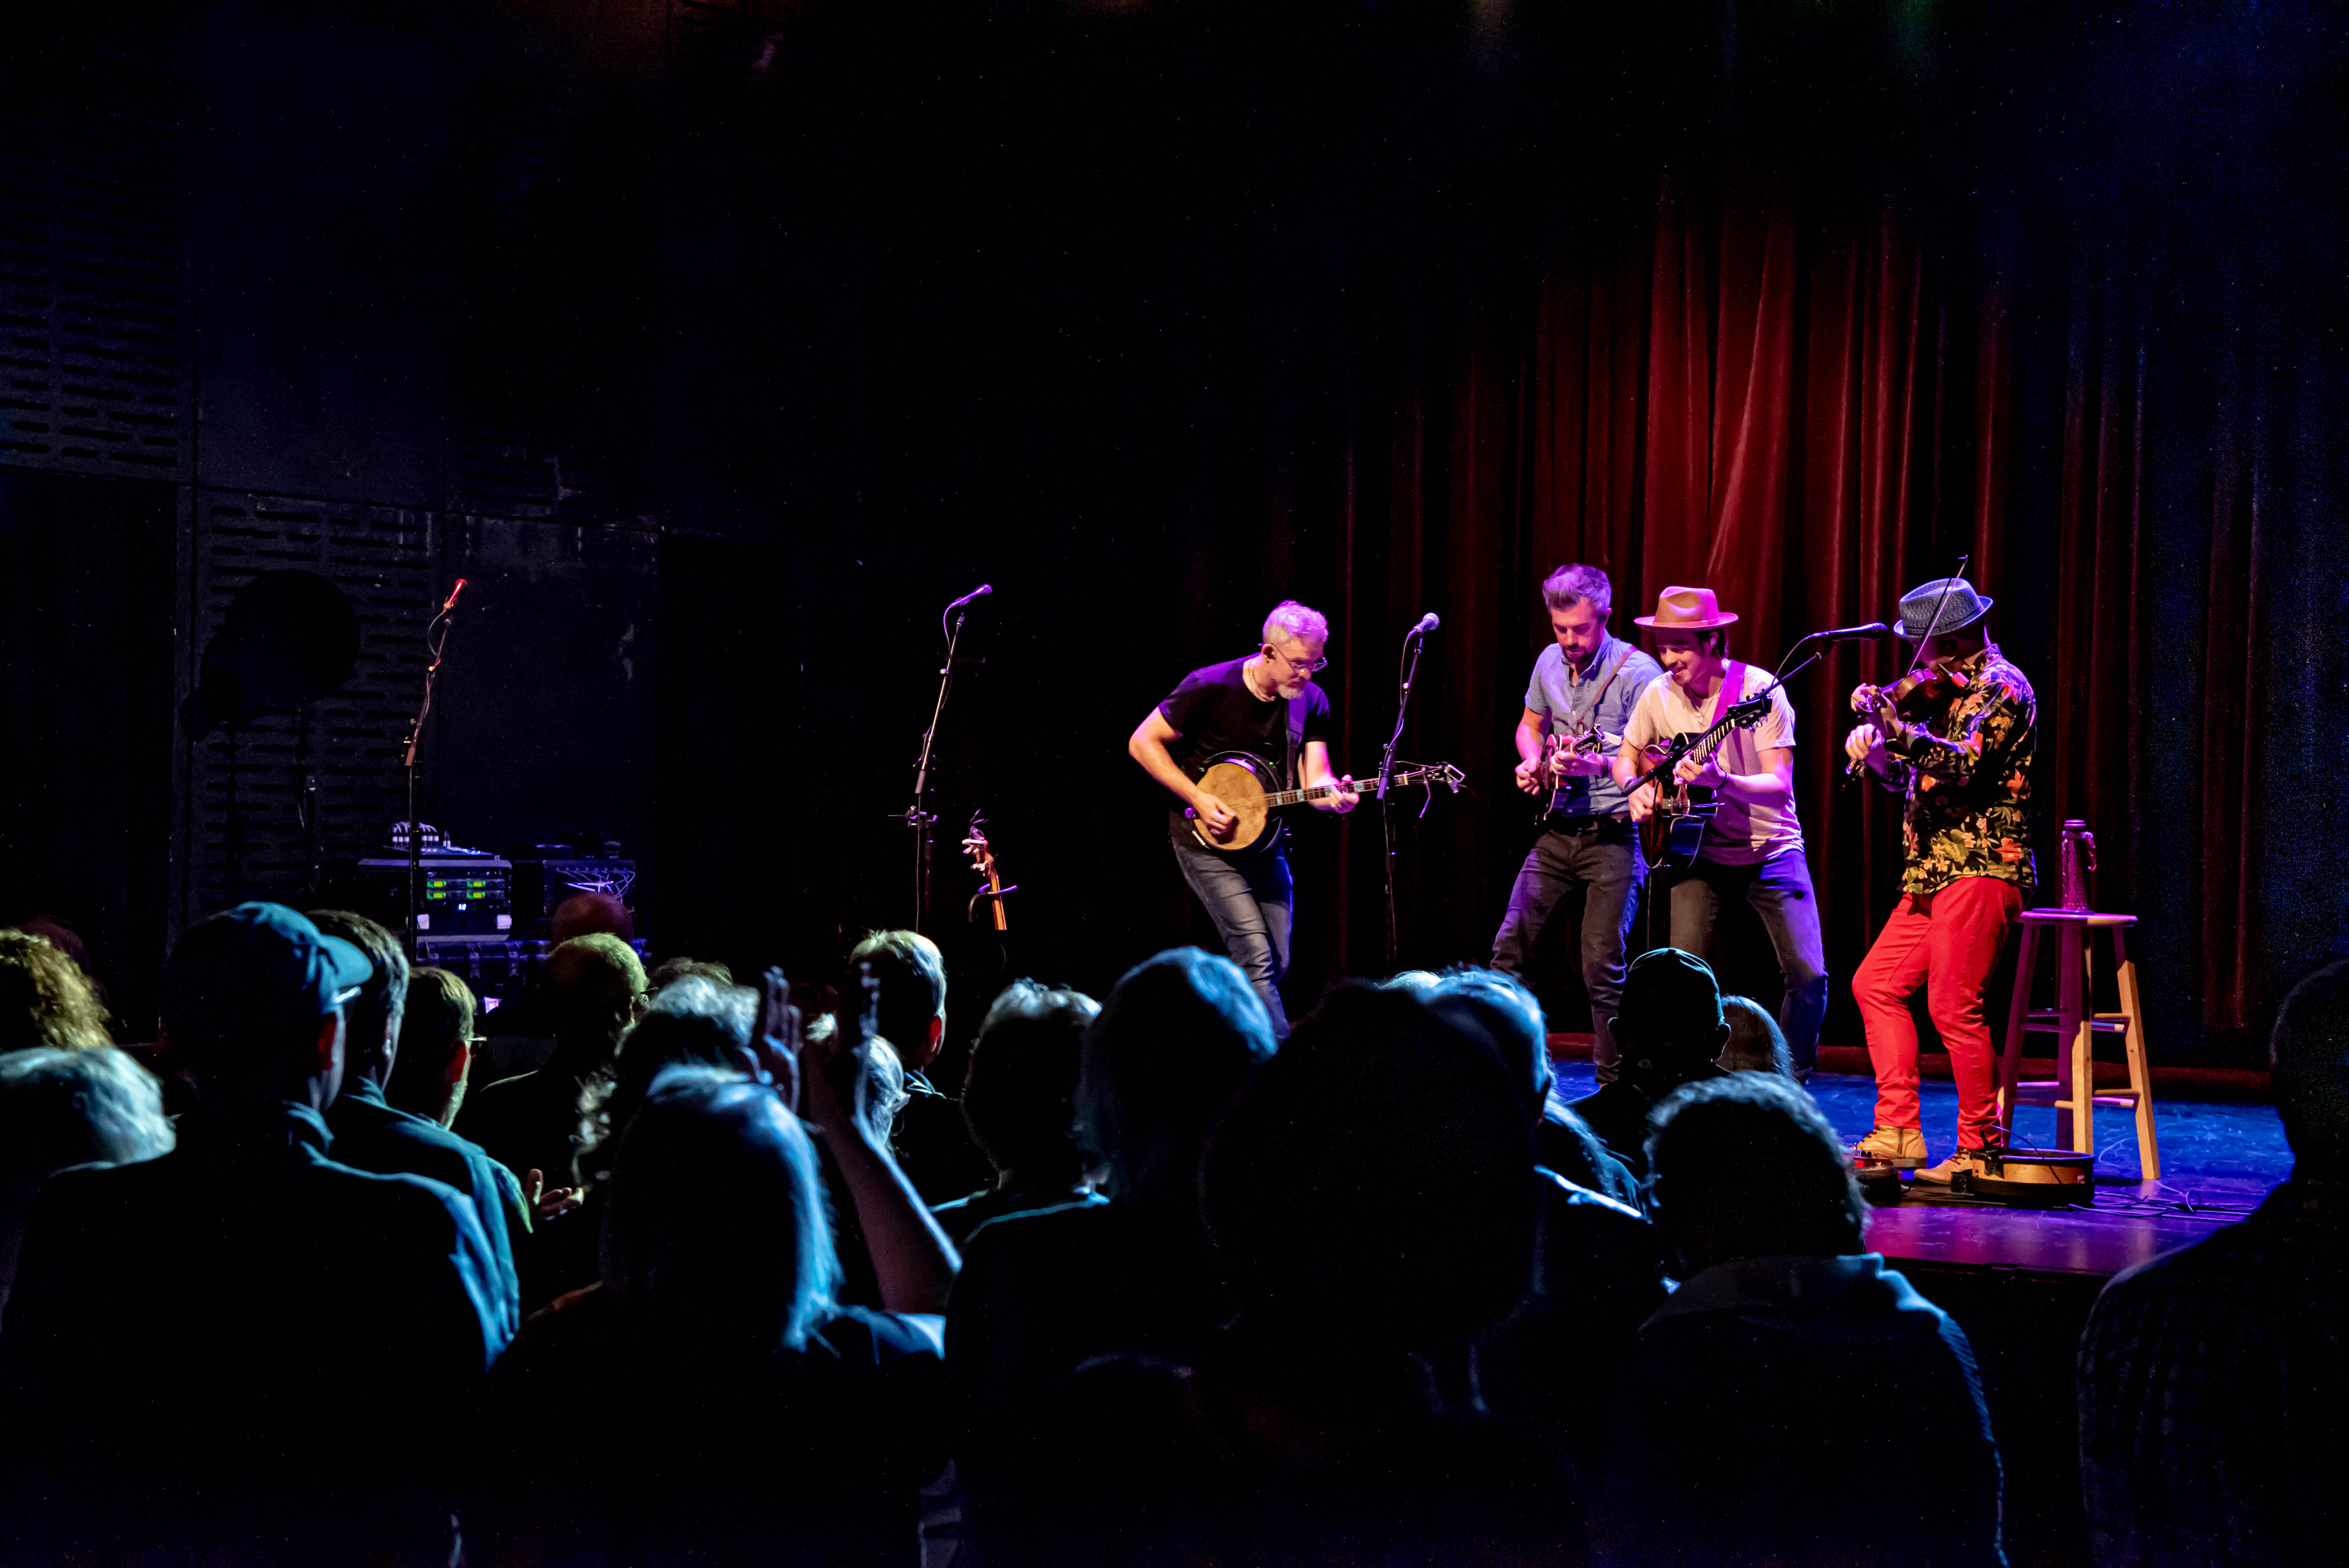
[1378,622,1433,967]
[401,586,464,964]
[904,608,968,935]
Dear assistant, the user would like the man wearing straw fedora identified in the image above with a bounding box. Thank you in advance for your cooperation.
[1617,585,1828,1081]
[1845,576,2038,1184]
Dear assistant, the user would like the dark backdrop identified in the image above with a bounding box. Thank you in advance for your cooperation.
[3,0,2344,1060]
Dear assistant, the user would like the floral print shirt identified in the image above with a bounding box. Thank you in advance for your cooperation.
[1870,641,2037,898]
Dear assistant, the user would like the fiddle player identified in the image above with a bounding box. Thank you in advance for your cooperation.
[1616,586,1828,1080]
[1845,577,2037,1183]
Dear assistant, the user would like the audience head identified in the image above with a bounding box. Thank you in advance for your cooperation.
[160,903,371,1110]
[387,967,477,1127]
[1205,982,1535,1349]
[648,956,733,997]
[579,975,756,1186]
[0,928,113,1055]
[1613,947,1730,1080]
[551,892,634,945]
[306,909,408,1086]
[2271,958,2349,1172]
[848,929,948,1072]
[1718,995,1794,1077]
[1079,947,1275,1207]
[1645,1073,1864,1279]
[1427,966,1554,1114]
[0,1046,175,1306]
[962,979,1099,1185]
[601,1066,841,1355]
[542,934,648,1071]
[9,915,92,974]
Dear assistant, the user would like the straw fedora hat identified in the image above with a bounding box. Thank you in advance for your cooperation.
[1633,585,1739,631]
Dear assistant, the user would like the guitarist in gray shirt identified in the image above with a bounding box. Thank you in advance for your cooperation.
[1490,565,1664,1083]
[1128,601,1359,1037]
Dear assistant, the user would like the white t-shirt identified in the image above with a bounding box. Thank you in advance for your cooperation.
[1622,661,1803,867]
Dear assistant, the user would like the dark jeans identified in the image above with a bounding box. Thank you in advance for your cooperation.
[1170,830,1295,1037]
[1668,846,1830,1074]
[1491,817,1646,1082]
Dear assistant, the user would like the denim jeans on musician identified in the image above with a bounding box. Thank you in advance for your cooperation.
[1169,831,1295,1037]
[1668,846,1830,1075]
[1490,819,1646,1082]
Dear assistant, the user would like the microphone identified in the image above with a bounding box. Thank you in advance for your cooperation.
[1814,622,1889,641]
[1410,612,1440,636]
[946,583,993,614]
[439,578,469,615]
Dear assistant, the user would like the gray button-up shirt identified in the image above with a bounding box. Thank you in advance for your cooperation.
[1524,631,1663,819]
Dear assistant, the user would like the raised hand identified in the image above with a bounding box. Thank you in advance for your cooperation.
[750,966,803,1113]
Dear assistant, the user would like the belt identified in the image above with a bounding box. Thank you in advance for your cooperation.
[1546,812,1632,833]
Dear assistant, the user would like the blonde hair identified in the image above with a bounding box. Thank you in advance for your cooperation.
[0,930,112,1055]
[1262,600,1330,648]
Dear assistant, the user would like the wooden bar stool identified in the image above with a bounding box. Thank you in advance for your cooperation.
[1996,909,2158,1178]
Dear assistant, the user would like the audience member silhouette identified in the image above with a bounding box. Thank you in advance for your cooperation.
[855,928,993,1204]
[1718,993,1795,1076]
[0,902,507,1565]
[0,1044,172,1313]
[1428,965,1640,1205]
[551,890,634,944]
[460,932,645,1193]
[930,978,1102,1245]
[476,1066,950,1567]
[948,947,1274,1540]
[385,965,478,1126]
[311,909,526,1340]
[993,982,1584,1564]
[645,954,732,997]
[0,927,112,1055]
[1571,946,1732,1175]
[1427,969,1666,1453]
[2079,957,2349,1566]
[1600,1073,2003,1567]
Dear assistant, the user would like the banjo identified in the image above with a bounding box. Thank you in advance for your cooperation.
[1183,751,1465,857]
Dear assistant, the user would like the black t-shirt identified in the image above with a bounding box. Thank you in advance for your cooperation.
[1157,657,1334,782]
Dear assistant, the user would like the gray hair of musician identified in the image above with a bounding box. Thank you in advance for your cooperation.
[1262,600,1330,648]
[1541,563,1614,615]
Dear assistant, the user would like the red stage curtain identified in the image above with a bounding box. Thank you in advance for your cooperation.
[1329,169,2272,1048]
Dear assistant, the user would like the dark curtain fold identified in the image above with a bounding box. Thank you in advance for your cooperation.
[1327,167,2300,1058]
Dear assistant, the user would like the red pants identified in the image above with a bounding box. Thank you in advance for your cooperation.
[1854,877,2022,1149]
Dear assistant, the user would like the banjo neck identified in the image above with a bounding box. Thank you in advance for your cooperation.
[1256,765,1435,809]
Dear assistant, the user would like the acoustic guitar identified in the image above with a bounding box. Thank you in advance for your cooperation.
[1183,751,1465,857]
[1629,691,1775,870]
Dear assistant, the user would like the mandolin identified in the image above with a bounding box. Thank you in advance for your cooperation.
[1183,751,1465,857]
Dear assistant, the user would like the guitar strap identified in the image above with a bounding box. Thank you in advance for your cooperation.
[1285,693,1308,788]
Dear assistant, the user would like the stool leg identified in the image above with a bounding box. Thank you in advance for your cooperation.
[2062,927,2095,1155]
[2113,928,2159,1180]
[1998,922,2039,1137]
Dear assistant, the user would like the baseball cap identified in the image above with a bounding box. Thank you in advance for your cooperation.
[162,902,375,1052]
[1613,947,1725,1054]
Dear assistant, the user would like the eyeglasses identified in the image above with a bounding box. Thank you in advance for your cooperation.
[1265,645,1330,674]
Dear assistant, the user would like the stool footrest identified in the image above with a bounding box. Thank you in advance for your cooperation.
[2023,1016,2130,1034]
[2009,1083,2146,1109]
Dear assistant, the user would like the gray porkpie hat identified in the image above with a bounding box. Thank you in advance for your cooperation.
[1894,577,1994,641]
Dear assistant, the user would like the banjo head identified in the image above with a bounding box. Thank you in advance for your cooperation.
[1192,754,1277,852]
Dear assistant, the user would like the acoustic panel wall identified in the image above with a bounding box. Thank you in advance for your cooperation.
[0,17,191,480]
[184,492,438,922]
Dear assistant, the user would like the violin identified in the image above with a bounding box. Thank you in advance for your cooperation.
[1851,658,1970,723]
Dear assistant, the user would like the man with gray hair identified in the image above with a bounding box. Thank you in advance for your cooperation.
[1128,600,1359,1035]
[1489,563,1662,1080]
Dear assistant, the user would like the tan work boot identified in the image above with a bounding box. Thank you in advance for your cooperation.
[1915,1145,2001,1185]
[1851,1126,1927,1170]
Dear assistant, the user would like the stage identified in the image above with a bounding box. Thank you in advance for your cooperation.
[1550,1053,2288,1567]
